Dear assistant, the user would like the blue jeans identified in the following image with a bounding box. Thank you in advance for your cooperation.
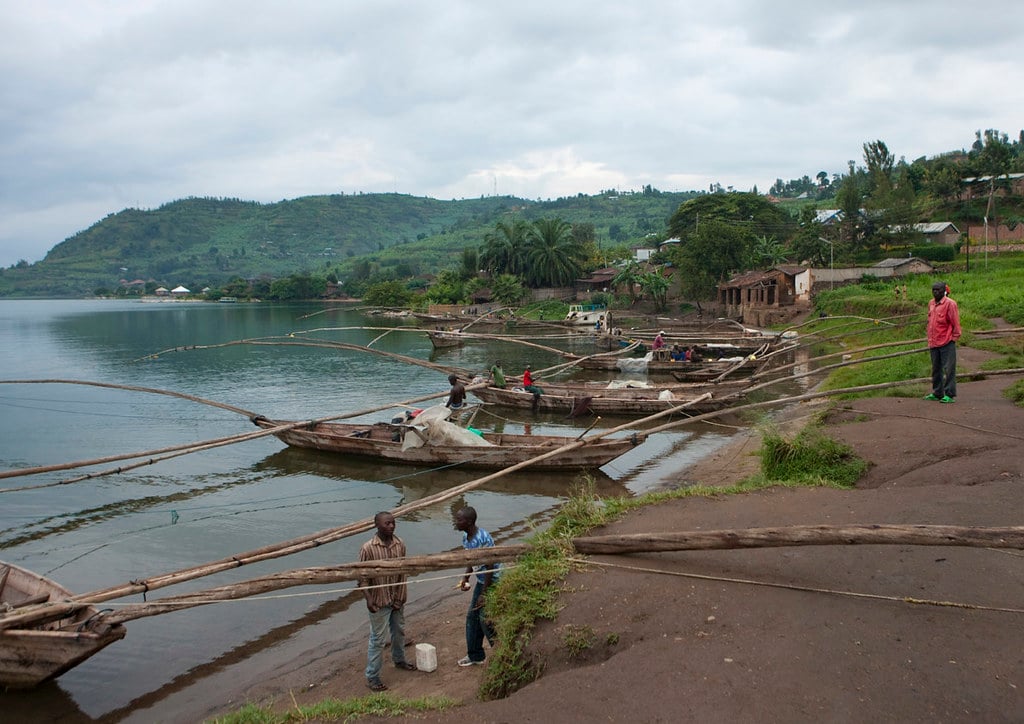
[465,582,496,663]
[929,341,957,398]
[365,605,407,683]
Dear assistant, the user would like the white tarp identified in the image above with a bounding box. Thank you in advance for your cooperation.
[605,380,652,389]
[400,405,494,451]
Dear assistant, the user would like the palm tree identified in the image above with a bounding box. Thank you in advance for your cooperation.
[480,220,530,277]
[525,218,585,287]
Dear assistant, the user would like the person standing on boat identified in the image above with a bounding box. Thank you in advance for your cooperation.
[446,374,466,410]
[925,281,961,403]
[358,512,416,691]
[489,361,506,389]
[652,331,666,351]
[454,506,500,666]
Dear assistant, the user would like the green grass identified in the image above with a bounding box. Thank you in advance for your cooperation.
[757,424,868,487]
[208,693,458,724]
[803,252,1024,396]
[560,624,598,658]
[1005,379,1024,407]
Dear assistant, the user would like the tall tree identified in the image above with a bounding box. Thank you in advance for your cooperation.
[863,140,895,196]
[973,129,1014,254]
[666,192,793,246]
[525,218,585,287]
[835,161,865,252]
[670,219,752,309]
[460,247,479,280]
[480,219,529,276]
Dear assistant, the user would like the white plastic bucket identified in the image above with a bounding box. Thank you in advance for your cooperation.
[415,643,437,672]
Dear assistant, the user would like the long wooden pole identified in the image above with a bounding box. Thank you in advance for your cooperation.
[9,523,1021,628]
[572,524,1024,554]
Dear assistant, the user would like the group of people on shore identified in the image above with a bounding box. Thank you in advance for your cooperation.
[358,506,500,691]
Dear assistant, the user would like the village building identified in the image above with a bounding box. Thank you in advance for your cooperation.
[871,257,935,276]
[717,267,805,327]
[574,267,618,295]
[910,222,960,246]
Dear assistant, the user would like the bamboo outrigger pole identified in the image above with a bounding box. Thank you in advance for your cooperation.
[87,523,1024,625]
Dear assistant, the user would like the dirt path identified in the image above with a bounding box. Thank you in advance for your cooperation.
[240,357,1024,723]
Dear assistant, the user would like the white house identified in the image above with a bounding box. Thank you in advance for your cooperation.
[171,285,191,296]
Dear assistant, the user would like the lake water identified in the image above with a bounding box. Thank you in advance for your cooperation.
[0,299,738,720]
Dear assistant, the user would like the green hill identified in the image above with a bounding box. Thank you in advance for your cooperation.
[0,190,699,297]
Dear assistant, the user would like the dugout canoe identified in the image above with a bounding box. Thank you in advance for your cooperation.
[0,562,126,689]
[426,330,465,349]
[470,383,734,416]
[251,413,640,470]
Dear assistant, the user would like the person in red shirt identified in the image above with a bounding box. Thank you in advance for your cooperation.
[522,364,542,410]
[925,281,962,403]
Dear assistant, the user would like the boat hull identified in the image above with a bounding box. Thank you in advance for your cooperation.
[427,331,464,349]
[253,418,638,470]
[470,385,732,416]
[0,562,126,689]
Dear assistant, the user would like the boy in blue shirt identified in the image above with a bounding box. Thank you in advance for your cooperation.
[454,506,499,666]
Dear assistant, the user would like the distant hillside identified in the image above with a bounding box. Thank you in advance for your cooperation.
[0,190,700,297]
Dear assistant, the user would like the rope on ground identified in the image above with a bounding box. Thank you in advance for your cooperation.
[836,406,1024,442]
[568,557,1024,615]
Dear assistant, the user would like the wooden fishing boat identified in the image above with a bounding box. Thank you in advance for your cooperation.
[470,381,740,416]
[426,329,465,349]
[251,412,640,470]
[596,334,770,356]
[563,353,759,378]
[0,562,126,689]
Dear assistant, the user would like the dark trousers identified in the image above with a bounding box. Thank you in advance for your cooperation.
[466,581,496,662]
[929,341,957,399]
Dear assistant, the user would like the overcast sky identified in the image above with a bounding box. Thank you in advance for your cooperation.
[2,1,1021,267]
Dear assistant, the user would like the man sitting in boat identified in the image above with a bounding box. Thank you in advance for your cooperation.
[489,360,506,389]
[446,374,466,410]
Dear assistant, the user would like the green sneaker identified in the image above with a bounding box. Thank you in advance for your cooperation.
[923,393,939,401]
[940,396,955,403]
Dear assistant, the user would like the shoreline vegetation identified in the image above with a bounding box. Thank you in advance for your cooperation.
[209,255,1024,722]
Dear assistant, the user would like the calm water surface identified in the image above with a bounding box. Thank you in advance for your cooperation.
[0,300,736,721]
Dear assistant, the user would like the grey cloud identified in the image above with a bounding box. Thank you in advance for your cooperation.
[1,0,1022,266]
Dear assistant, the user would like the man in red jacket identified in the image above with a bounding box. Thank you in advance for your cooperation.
[925,281,962,403]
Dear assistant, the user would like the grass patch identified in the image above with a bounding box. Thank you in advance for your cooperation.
[208,693,458,724]
[1004,379,1024,408]
[757,424,867,487]
[561,624,597,658]
[478,481,612,700]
